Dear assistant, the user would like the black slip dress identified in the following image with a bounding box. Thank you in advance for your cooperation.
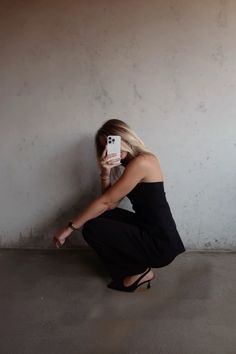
[82,179,186,280]
[126,181,186,265]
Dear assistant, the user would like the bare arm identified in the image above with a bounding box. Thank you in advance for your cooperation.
[53,173,117,245]
[100,174,111,193]
[70,194,110,230]
[71,172,119,230]
[53,150,122,245]
[100,174,121,209]
[53,155,147,247]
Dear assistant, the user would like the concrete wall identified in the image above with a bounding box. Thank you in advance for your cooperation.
[0,0,235,249]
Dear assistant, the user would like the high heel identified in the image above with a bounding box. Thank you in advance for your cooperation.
[107,267,153,292]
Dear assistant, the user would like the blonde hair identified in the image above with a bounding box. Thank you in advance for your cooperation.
[95,118,154,180]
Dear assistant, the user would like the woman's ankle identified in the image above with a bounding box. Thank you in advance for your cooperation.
[123,268,153,286]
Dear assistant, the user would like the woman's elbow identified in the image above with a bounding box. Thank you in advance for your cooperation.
[107,202,119,210]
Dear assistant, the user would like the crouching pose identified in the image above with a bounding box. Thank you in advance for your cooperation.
[53,119,185,292]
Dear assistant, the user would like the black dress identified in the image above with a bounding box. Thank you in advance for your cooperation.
[82,181,185,280]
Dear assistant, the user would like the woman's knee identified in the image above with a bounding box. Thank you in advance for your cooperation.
[82,218,95,235]
[82,217,112,245]
[82,217,103,242]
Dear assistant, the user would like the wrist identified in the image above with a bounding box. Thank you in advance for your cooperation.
[100,172,110,180]
[67,221,80,232]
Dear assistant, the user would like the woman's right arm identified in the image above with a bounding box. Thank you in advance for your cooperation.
[99,144,121,208]
[100,170,127,211]
[99,144,119,193]
[100,173,120,209]
[100,174,111,193]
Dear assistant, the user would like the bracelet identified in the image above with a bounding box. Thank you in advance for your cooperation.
[68,221,79,231]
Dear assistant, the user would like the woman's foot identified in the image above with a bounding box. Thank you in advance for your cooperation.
[123,268,155,287]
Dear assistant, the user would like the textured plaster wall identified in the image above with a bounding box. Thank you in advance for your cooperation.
[0,0,235,249]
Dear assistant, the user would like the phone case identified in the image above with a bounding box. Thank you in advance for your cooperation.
[107,135,121,160]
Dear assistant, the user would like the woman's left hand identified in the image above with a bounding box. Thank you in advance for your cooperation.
[53,227,72,248]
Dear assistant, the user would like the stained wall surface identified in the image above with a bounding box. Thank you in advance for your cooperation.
[0,0,235,249]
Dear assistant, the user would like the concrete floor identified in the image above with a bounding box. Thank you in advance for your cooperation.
[0,249,235,354]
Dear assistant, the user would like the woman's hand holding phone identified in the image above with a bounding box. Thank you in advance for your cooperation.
[100,144,121,177]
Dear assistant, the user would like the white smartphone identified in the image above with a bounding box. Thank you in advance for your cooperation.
[107,135,121,162]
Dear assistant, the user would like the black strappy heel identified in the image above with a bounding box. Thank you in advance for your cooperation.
[107,267,153,292]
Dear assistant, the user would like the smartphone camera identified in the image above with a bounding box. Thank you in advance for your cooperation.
[108,137,115,144]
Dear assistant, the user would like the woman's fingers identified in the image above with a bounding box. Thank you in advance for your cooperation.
[100,149,120,170]
[101,153,116,164]
[101,144,108,158]
[106,157,120,165]
[106,153,117,160]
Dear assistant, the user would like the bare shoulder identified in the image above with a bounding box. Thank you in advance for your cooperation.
[136,152,164,182]
[99,151,163,207]
[125,152,161,171]
[122,153,149,177]
[136,152,160,166]
[99,152,151,206]
[128,152,151,166]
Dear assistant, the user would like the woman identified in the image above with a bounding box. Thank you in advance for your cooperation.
[53,119,186,292]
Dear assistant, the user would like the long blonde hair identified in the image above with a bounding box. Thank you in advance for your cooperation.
[95,118,154,180]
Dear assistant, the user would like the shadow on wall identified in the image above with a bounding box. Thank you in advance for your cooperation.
[8,135,100,249]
